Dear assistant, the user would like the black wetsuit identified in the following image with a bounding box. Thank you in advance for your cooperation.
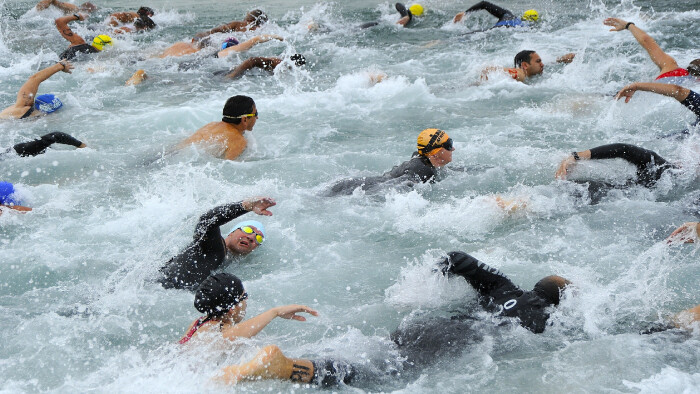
[360,3,412,29]
[586,143,674,187]
[661,89,700,138]
[464,1,527,28]
[325,153,437,196]
[11,132,82,157]
[59,43,98,61]
[159,202,248,290]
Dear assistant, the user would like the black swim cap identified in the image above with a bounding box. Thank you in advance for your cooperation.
[194,273,246,317]
[688,59,700,77]
[222,95,255,124]
[532,275,570,306]
[138,6,154,17]
[291,54,306,67]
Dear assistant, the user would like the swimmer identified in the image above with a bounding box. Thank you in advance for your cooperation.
[176,95,257,161]
[179,273,318,344]
[1,132,85,159]
[0,60,73,120]
[193,9,268,41]
[125,69,147,86]
[604,18,700,83]
[159,34,283,59]
[217,252,571,387]
[158,196,274,290]
[218,54,305,79]
[454,1,539,31]
[325,128,454,196]
[35,0,97,14]
[481,50,575,82]
[359,3,421,29]
[615,83,700,129]
[666,222,700,244]
[55,14,112,60]
[109,6,156,34]
[0,182,32,215]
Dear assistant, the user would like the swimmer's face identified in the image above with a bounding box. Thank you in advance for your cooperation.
[241,105,258,132]
[523,53,543,76]
[224,225,262,254]
[429,147,453,168]
[229,299,247,323]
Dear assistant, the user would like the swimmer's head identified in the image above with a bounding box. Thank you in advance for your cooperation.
[245,9,268,26]
[222,95,257,126]
[417,128,454,156]
[221,37,240,49]
[79,2,97,13]
[514,50,543,76]
[225,220,265,254]
[521,9,539,22]
[688,59,700,77]
[0,182,20,206]
[533,275,571,306]
[137,6,155,18]
[409,4,424,17]
[291,53,306,67]
[195,273,247,318]
[34,94,63,114]
[91,34,113,51]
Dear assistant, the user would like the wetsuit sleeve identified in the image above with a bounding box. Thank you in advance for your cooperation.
[441,251,521,296]
[12,132,83,157]
[465,1,513,19]
[681,90,700,118]
[588,143,669,172]
[192,202,248,242]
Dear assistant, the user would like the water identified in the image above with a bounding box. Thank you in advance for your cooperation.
[1,0,699,392]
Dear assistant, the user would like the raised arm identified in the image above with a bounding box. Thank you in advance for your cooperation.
[193,197,275,240]
[220,304,318,340]
[15,61,73,108]
[55,14,87,46]
[224,57,280,79]
[603,18,679,74]
[439,251,522,297]
[194,21,247,40]
[216,35,283,58]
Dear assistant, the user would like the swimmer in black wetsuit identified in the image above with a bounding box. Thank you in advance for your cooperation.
[215,251,571,387]
[158,196,275,290]
[1,132,85,159]
[325,128,454,196]
[359,3,415,29]
[55,14,112,60]
[453,1,539,31]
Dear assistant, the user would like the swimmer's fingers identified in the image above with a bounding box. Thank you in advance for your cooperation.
[275,305,319,320]
[615,84,636,103]
[59,60,74,73]
[555,158,574,179]
[666,222,698,244]
[603,17,625,31]
[242,196,276,216]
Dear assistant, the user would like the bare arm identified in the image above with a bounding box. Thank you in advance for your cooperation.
[216,35,283,58]
[555,149,592,179]
[55,15,86,46]
[604,17,679,74]
[225,57,280,79]
[615,82,690,103]
[556,53,576,64]
[15,61,73,107]
[44,0,79,13]
[110,11,138,24]
[220,305,318,340]
[666,222,700,244]
[671,304,700,329]
[194,21,247,40]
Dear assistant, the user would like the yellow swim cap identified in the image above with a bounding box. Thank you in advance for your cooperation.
[417,128,451,156]
[522,9,539,22]
[409,4,424,17]
[92,34,113,51]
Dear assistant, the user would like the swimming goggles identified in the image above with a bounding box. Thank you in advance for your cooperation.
[238,226,264,244]
[239,111,258,119]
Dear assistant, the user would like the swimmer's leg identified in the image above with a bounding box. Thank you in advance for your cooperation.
[217,345,315,385]
[126,69,147,86]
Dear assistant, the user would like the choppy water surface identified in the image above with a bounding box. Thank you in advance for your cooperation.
[1,0,699,392]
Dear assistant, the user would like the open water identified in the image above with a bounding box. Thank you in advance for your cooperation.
[1,0,699,392]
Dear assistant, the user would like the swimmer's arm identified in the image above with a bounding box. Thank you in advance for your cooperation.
[666,222,700,244]
[671,304,700,330]
[55,15,87,46]
[220,305,319,340]
[615,82,690,103]
[43,0,79,13]
[465,1,510,19]
[110,11,137,24]
[556,53,576,64]
[192,202,247,240]
[217,35,283,58]
[0,204,32,213]
[15,61,73,108]
[604,18,678,74]
[224,57,278,79]
[441,252,521,296]
[195,21,245,39]
[555,150,591,179]
[223,139,246,160]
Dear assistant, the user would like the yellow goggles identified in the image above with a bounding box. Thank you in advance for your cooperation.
[240,226,264,244]
[239,111,258,119]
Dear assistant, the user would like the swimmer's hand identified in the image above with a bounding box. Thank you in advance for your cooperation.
[453,11,466,23]
[555,156,576,179]
[666,222,699,244]
[603,17,628,32]
[260,34,283,42]
[59,60,74,73]
[78,143,87,148]
[556,53,576,64]
[273,304,319,322]
[615,83,638,103]
[241,196,276,216]
[75,13,86,21]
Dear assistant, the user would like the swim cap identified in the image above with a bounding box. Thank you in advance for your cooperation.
[34,94,63,114]
[688,59,700,77]
[194,273,246,317]
[92,35,113,51]
[522,9,539,22]
[137,6,154,17]
[532,275,571,305]
[221,37,240,49]
[291,53,306,67]
[409,4,424,17]
[0,182,20,205]
[417,128,451,156]
[227,220,266,238]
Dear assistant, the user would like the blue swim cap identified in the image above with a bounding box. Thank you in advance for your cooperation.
[0,182,20,205]
[227,220,265,238]
[221,37,240,49]
[34,94,63,114]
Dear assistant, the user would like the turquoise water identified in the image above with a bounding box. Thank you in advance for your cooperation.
[1,0,699,392]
